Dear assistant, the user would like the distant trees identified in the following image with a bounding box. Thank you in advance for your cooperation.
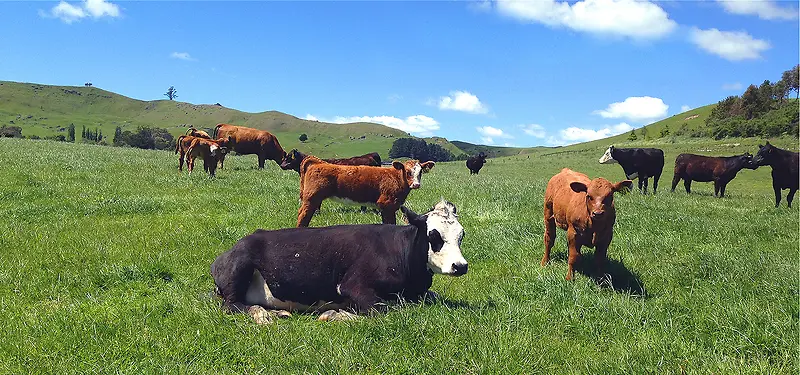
[0,126,23,138]
[164,86,178,101]
[81,126,103,142]
[627,130,637,141]
[113,126,174,150]
[113,126,123,146]
[389,138,454,162]
[299,133,308,142]
[705,64,800,139]
[659,125,670,138]
[68,124,75,142]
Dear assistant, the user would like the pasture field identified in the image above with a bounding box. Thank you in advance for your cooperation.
[0,138,797,374]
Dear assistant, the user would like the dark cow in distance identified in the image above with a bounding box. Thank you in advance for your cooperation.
[752,142,799,208]
[542,168,632,280]
[210,199,468,323]
[599,146,664,194]
[671,153,757,197]
[213,123,286,170]
[466,152,487,175]
[186,126,211,139]
[280,149,381,173]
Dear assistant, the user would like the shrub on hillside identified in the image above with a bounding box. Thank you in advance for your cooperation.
[0,126,23,138]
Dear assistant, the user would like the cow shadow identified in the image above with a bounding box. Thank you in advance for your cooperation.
[574,253,648,298]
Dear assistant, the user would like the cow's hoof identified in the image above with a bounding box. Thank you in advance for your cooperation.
[318,309,358,322]
[248,305,273,325]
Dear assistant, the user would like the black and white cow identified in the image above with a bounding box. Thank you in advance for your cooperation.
[210,198,468,323]
[599,146,665,194]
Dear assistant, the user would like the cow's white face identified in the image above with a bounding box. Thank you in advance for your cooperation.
[209,144,220,157]
[599,146,617,164]
[403,160,435,189]
[424,199,468,276]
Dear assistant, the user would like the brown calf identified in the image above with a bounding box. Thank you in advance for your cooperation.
[213,123,285,169]
[175,135,202,171]
[542,168,632,280]
[185,137,232,178]
[186,126,211,139]
[296,156,434,227]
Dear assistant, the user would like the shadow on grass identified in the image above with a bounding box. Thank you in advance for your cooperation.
[574,253,648,298]
[432,297,497,311]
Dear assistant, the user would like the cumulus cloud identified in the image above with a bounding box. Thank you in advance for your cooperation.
[716,0,798,21]
[42,0,121,23]
[493,0,677,40]
[550,123,633,145]
[520,124,546,138]
[593,96,669,123]
[690,28,770,61]
[437,91,489,114]
[722,82,743,91]
[304,114,440,136]
[680,105,691,113]
[170,52,196,61]
[477,126,513,139]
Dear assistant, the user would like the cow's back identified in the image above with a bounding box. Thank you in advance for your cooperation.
[545,168,590,227]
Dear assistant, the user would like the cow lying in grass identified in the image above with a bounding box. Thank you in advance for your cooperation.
[287,154,434,227]
[542,168,632,280]
[184,137,231,177]
[210,199,468,323]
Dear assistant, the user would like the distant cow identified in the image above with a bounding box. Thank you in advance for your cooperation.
[210,199,468,323]
[185,137,232,178]
[670,153,757,198]
[186,126,211,139]
[213,123,286,170]
[542,168,632,280]
[599,146,664,194]
[291,155,434,227]
[466,152,487,174]
[752,142,799,208]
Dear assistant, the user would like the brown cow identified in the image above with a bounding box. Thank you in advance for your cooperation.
[185,137,232,178]
[213,123,285,170]
[670,153,756,197]
[295,156,434,227]
[542,168,632,280]
[175,135,201,171]
[186,126,211,139]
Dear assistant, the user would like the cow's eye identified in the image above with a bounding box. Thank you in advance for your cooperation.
[587,195,592,200]
[428,229,444,253]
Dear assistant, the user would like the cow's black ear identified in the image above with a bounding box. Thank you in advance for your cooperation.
[400,206,427,225]
[392,161,405,170]
[765,141,771,146]
[570,182,588,193]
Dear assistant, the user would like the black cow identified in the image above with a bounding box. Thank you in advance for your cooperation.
[670,153,757,198]
[599,146,665,194]
[466,152,487,174]
[752,142,799,208]
[210,199,468,323]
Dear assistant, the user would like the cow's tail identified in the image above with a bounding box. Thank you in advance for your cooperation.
[175,135,185,154]
[185,127,193,136]
[213,124,223,139]
[372,153,382,165]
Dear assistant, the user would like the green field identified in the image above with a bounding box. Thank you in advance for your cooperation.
[1,136,796,374]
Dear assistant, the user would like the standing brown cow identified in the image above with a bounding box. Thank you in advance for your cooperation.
[542,168,632,280]
[213,123,286,170]
[175,135,201,171]
[185,137,232,178]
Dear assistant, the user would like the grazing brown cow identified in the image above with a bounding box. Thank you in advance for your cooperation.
[186,126,211,139]
[542,168,632,280]
[295,155,434,227]
[670,153,757,197]
[175,135,201,171]
[213,123,286,170]
[185,137,232,178]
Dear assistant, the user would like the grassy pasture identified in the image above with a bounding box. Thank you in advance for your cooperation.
[0,138,797,374]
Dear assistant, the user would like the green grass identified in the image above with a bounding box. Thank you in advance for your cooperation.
[0,137,796,374]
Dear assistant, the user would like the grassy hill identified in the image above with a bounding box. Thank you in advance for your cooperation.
[0,81,467,159]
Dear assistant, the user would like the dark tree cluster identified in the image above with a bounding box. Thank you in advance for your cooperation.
[705,65,799,139]
[389,138,455,162]
[0,125,23,138]
[82,126,103,142]
[113,126,174,150]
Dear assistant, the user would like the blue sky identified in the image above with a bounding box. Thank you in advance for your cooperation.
[1,0,798,146]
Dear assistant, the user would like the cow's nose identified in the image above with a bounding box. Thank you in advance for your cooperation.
[452,263,468,276]
[591,210,604,218]
[410,183,420,189]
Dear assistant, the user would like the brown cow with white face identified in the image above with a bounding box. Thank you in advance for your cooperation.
[185,137,232,178]
[213,123,285,170]
[542,168,632,280]
[295,155,434,227]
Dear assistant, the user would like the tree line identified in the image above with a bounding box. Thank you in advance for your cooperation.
[389,138,456,162]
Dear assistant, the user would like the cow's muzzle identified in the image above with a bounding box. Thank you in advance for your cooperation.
[451,262,468,276]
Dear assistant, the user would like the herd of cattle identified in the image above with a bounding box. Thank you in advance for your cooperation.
[172,124,798,323]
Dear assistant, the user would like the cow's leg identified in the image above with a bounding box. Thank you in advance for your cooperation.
[719,181,727,198]
[773,183,783,208]
[642,176,649,195]
[360,206,367,214]
[566,227,581,281]
[684,179,692,194]
[218,153,225,169]
[297,198,322,227]
[787,188,796,208]
[653,174,660,194]
[594,239,611,277]
[178,151,185,171]
[380,209,397,224]
[318,309,359,322]
[671,175,680,192]
[541,205,556,266]
[638,177,644,193]
[187,156,194,175]
[713,180,721,197]
[258,154,266,170]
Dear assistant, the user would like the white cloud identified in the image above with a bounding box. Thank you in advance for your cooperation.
[494,0,677,40]
[716,0,798,21]
[170,52,196,61]
[680,105,691,112]
[43,0,121,23]
[593,96,669,122]
[304,114,440,136]
[481,137,495,145]
[476,126,513,139]
[554,123,633,145]
[722,82,743,91]
[520,124,546,138]
[438,91,489,114]
[690,28,770,61]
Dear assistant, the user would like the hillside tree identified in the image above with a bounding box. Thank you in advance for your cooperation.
[164,86,178,101]
[67,124,75,142]
[782,65,799,99]
[82,125,87,140]
[627,130,637,141]
[639,126,649,140]
[113,126,123,145]
[299,133,308,142]
[660,125,670,138]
